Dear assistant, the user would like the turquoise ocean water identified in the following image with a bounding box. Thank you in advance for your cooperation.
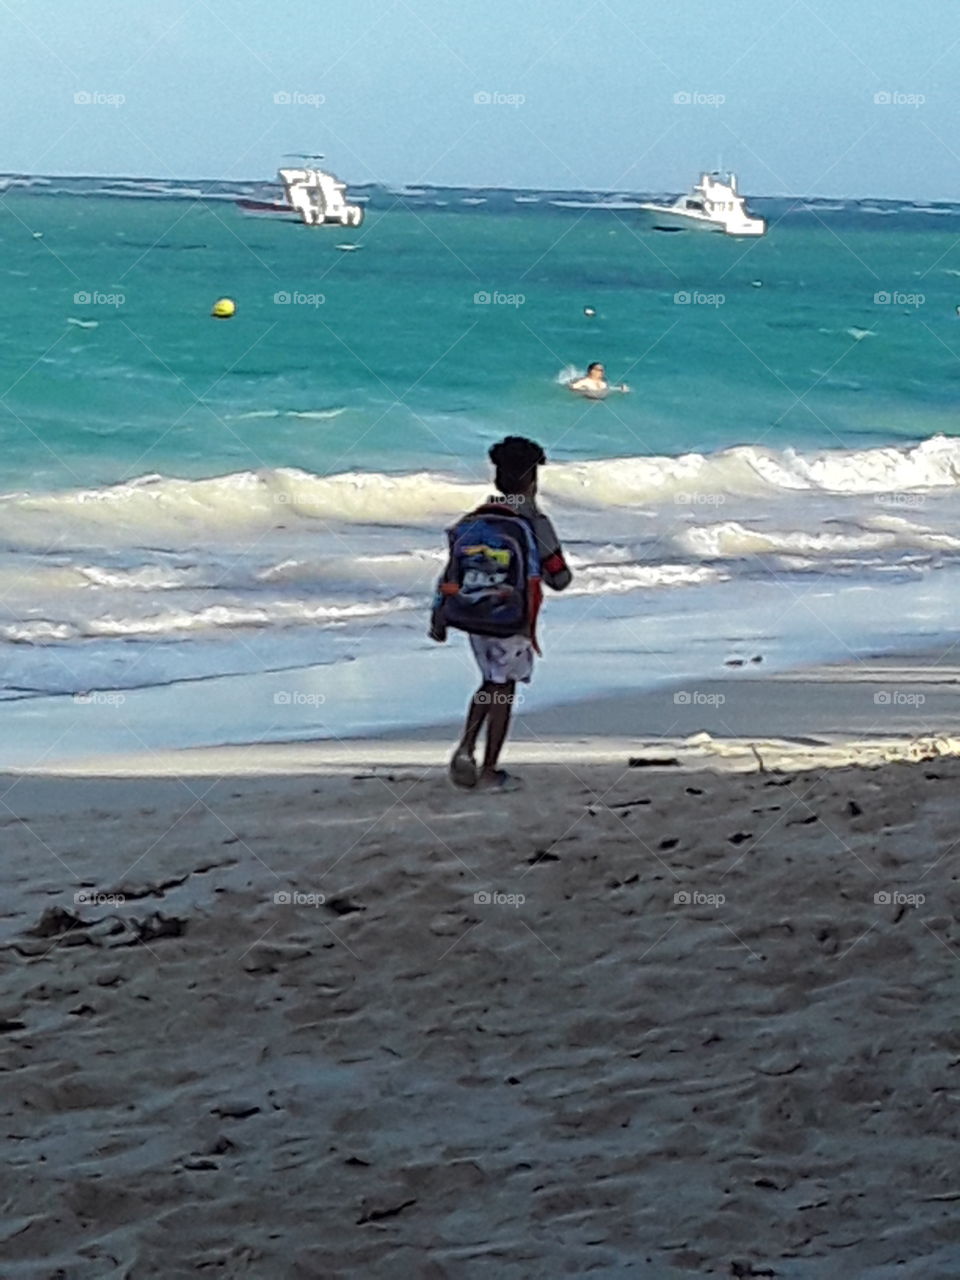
[3,176,960,757]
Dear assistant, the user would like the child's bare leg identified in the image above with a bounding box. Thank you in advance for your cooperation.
[481,680,516,777]
[459,684,492,756]
[450,684,492,786]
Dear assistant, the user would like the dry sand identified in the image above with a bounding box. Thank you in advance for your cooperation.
[2,748,960,1278]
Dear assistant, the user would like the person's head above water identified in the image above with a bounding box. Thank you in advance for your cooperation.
[587,362,605,378]
[489,435,546,497]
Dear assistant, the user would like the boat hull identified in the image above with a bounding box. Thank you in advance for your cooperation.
[638,206,765,236]
[236,199,300,221]
[236,198,364,227]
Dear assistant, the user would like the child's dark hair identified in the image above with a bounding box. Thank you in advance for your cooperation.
[489,436,546,495]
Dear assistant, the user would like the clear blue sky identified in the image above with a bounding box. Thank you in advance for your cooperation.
[3,0,959,198]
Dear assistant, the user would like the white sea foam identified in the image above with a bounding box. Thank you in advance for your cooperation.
[76,564,206,591]
[3,437,960,550]
[548,436,960,503]
[288,408,347,420]
[84,597,416,638]
[677,517,960,560]
[1,620,77,644]
[230,407,346,422]
[565,563,724,594]
[255,550,442,588]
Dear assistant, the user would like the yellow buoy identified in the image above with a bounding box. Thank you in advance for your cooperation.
[211,297,236,319]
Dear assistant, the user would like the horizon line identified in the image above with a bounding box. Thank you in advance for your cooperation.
[2,171,957,206]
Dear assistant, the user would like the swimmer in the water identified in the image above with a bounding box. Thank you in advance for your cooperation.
[567,362,629,397]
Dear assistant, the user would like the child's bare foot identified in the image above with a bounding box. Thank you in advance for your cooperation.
[478,768,523,792]
[449,748,478,788]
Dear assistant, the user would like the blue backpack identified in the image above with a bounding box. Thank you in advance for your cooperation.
[439,504,541,638]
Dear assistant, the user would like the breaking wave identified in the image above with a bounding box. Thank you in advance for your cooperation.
[3,435,960,547]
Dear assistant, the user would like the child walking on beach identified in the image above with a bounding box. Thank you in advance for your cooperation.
[430,436,572,791]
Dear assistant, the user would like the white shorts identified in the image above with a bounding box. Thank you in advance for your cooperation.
[469,634,534,684]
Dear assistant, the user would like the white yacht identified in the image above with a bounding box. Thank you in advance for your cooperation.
[237,157,364,227]
[639,172,765,236]
[279,163,364,227]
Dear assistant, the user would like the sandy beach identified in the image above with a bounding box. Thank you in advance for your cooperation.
[3,704,960,1277]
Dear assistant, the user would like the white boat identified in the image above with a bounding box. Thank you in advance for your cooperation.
[238,157,363,227]
[279,163,363,227]
[639,172,765,236]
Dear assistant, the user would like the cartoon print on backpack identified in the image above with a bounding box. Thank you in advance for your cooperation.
[461,544,513,602]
